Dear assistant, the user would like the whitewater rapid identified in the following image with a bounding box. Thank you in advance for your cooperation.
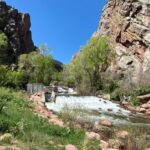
[46,96,150,127]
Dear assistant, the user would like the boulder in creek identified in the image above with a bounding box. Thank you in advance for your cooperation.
[86,131,101,140]
[145,111,150,115]
[100,120,113,127]
[139,108,146,113]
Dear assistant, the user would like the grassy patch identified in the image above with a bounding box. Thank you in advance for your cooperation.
[86,140,101,150]
[0,87,85,150]
[59,104,99,128]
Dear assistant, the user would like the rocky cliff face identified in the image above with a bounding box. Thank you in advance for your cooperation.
[94,0,150,83]
[0,1,34,64]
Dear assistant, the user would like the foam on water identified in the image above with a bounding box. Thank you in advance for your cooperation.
[46,96,129,114]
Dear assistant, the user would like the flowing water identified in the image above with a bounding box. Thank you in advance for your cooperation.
[46,96,150,136]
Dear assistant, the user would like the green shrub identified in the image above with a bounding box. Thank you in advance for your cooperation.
[0,88,13,112]
[0,32,8,64]
[63,78,75,88]
[62,36,113,95]
[111,85,150,101]
[133,85,150,96]
[18,51,56,85]
[131,96,140,106]
[0,65,7,86]
[110,88,125,101]
[0,133,13,144]
[0,65,27,89]
[102,76,118,93]
[6,70,27,89]
[86,140,102,150]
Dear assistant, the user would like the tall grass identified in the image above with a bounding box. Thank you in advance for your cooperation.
[115,125,150,150]
[59,104,97,128]
[0,87,85,150]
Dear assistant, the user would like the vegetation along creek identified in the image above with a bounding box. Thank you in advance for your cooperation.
[0,0,150,150]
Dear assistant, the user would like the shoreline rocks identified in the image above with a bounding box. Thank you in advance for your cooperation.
[86,131,101,140]
[29,92,64,127]
[121,99,150,115]
[100,120,113,128]
[65,144,78,150]
[137,94,150,103]
[100,140,109,150]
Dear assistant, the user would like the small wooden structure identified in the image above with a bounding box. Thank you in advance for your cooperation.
[27,83,44,94]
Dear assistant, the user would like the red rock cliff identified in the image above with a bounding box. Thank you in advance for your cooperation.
[0,1,35,64]
[94,0,150,83]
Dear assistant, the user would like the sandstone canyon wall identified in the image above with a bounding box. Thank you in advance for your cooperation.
[94,0,150,83]
[0,1,34,64]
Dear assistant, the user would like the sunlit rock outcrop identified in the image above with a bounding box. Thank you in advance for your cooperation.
[94,0,150,83]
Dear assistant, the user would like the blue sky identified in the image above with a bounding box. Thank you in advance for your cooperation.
[5,0,106,64]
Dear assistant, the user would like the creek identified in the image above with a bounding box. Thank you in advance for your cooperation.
[46,96,150,137]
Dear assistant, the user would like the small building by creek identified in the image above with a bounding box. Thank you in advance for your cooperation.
[27,83,54,103]
[27,83,44,94]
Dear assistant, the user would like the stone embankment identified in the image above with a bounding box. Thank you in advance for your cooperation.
[29,92,64,127]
